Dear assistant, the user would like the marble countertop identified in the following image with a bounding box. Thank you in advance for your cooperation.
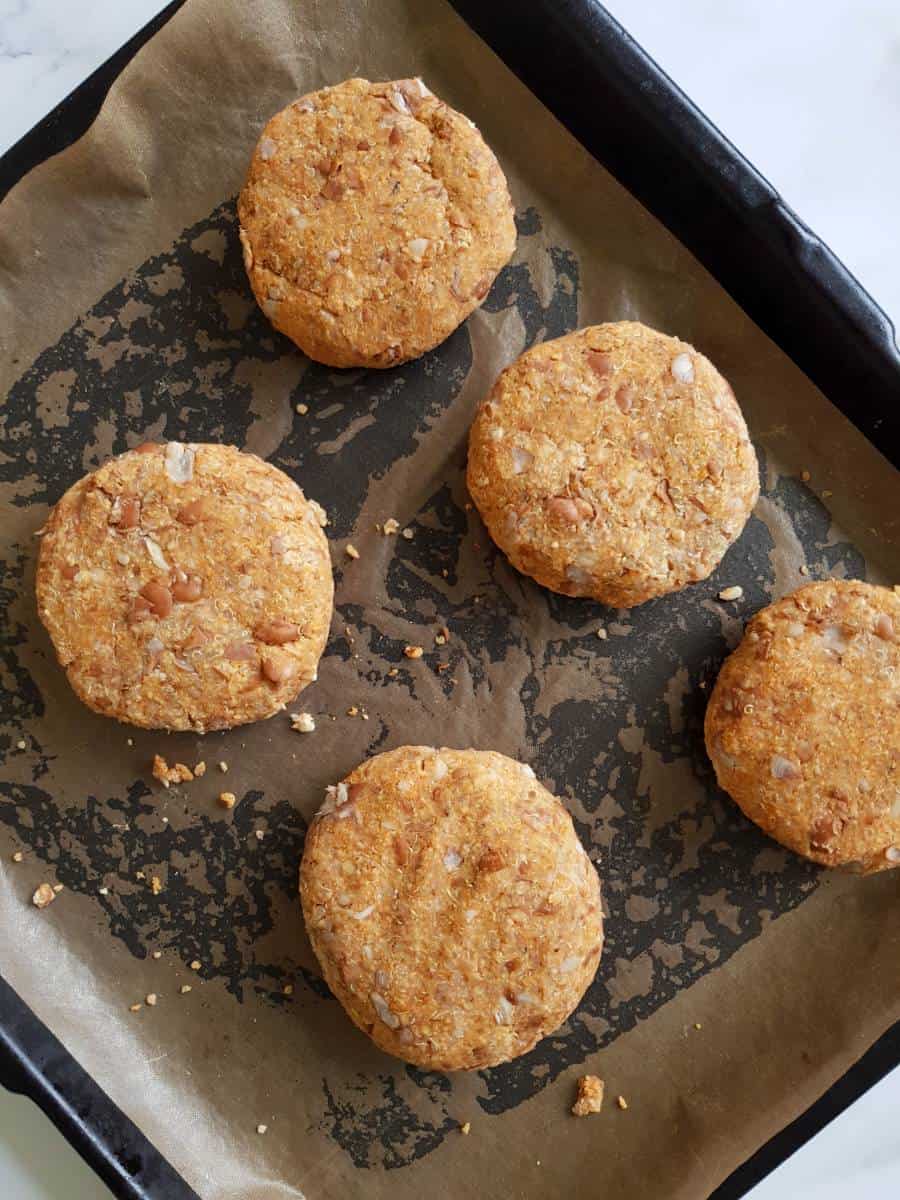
[0,2,897,1198]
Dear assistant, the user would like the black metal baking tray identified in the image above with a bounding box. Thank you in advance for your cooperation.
[1,2,898,1198]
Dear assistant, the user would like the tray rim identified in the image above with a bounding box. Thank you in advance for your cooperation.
[1,1,898,1198]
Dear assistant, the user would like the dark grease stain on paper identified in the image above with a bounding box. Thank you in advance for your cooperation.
[0,200,867,1168]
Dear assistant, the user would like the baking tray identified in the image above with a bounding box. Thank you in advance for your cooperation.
[1,2,899,1198]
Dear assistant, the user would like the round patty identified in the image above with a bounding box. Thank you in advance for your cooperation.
[300,746,603,1070]
[705,579,900,871]
[36,442,333,731]
[467,321,759,607]
[238,77,516,368]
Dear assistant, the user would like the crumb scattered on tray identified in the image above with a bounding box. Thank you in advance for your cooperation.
[291,712,316,733]
[152,754,194,788]
[152,950,162,960]
[16,739,26,750]
[347,705,359,717]
[401,527,414,540]
[799,564,809,576]
[801,469,811,482]
[129,1003,142,1012]
[218,761,229,773]
[256,1124,268,1135]
[345,543,360,559]
[32,883,56,909]
[193,761,207,777]
[460,1121,471,1136]
[382,517,400,536]
[180,984,192,995]
[718,585,743,602]
[295,403,308,415]
[387,667,399,678]
[218,792,237,810]
[190,960,201,971]
[694,1022,702,1030]
[146,993,158,1007]
[572,1074,605,1117]
[254,829,265,841]
[150,875,163,895]
[596,627,607,640]
[11,851,23,863]
[616,1095,628,1110]
[283,984,294,996]
[403,645,424,659]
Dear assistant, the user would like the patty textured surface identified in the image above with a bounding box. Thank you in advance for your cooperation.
[467,321,759,607]
[300,746,603,1070]
[705,579,900,872]
[238,76,516,368]
[36,443,333,732]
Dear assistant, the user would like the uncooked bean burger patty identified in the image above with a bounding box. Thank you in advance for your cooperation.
[705,579,900,872]
[238,77,516,369]
[36,442,333,731]
[467,321,759,607]
[300,746,603,1070]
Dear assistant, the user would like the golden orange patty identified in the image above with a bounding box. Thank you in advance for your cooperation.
[705,579,900,871]
[300,746,603,1070]
[468,321,759,607]
[36,442,333,731]
[238,76,517,368]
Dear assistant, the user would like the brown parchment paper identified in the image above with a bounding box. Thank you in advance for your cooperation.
[1,1,899,1197]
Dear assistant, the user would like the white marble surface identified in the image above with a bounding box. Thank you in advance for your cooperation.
[0,2,898,1198]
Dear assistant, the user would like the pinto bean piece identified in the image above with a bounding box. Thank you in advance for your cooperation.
[139,581,173,618]
[224,642,256,662]
[261,654,297,684]
[255,619,301,645]
[171,575,203,603]
[117,497,141,530]
[177,498,208,526]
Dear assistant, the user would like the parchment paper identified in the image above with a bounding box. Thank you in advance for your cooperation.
[1,1,899,1197]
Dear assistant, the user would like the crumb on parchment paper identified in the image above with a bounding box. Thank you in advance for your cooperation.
[572,1074,604,1116]
[291,712,316,733]
[32,883,56,909]
[152,754,194,788]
